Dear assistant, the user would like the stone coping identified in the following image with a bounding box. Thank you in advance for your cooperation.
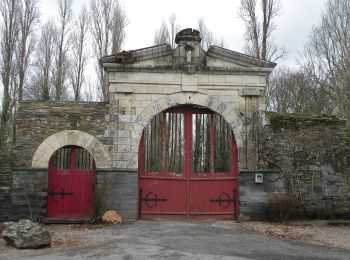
[12,167,137,173]
[12,167,278,173]
[18,100,108,104]
[239,169,280,174]
[103,63,274,73]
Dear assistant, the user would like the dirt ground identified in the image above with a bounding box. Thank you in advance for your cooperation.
[1,220,350,255]
[0,223,105,255]
[233,220,350,250]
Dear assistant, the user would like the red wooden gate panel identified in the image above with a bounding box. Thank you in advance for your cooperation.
[47,146,95,219]
[139,107,238,220]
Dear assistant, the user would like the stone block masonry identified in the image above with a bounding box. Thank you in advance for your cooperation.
[14,101,109,168]
[96,169,138,221]
[0,150,12,220]
[239,170,284,220]
[10,169,47,221]
[256,113,350,219]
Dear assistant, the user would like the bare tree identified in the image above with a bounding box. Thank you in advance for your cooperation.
[153,20,170,45]
[197,18,224,50]
[168,14,180,49]
[27,20,56,100]
[154,14,180,48]
[299,0,350,120]
[239,0,285,61]
[267,67,333,113]
[53,0,72,101]
[89,0,127,101]
[0,0,20,147]
[82,78,99,101]
[16,0,39,102]
[69,5,89,101]
[111,1,127,54]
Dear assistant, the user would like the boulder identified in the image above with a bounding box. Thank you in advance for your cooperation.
[101,210,122,224]
[2,219,51,248]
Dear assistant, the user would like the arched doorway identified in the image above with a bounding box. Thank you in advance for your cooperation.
[47,146,96,219]
[138,106,238,220]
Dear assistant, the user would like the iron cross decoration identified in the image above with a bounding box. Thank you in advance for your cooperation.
[48,185,74,202]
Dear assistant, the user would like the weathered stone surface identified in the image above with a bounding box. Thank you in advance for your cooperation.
[0,149,12,221]
[14,101,109,168]
[2,219,51,248]
[101,210,122,224]
[252,112,350,219]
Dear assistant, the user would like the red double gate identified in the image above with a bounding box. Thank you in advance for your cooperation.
[139,107,238,220]
[47,146,95,219]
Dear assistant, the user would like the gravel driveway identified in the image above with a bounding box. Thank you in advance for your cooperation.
[1,220,350,260]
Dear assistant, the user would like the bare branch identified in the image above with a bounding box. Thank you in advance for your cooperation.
[53,0,72,101]
[89,0,127,101]
[26,20,57,100]
[16,0,40,101]
[197,18,224,50]
[69,5,89,101]
[239,0,284,61]
[154,20,170,45]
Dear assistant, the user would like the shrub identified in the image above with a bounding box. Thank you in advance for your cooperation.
[264,193,302,222]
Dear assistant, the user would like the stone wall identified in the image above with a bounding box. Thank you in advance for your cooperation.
[0,150,12,220]
[96,169,138,221]
[255,113,350,219]
[14,101,109,167]
[239,169,284,220]
[10,168,137,222]
[11,169,47,221]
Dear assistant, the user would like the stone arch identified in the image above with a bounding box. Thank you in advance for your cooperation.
[32,130,112,168]
[134,92,243,148]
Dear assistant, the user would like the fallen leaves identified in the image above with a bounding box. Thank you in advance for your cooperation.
[230,221,350,250]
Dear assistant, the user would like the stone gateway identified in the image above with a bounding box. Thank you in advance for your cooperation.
[2,28,349,222]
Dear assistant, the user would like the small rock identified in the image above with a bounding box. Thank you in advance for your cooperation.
[2,219,51,248]
[101,210,122,224]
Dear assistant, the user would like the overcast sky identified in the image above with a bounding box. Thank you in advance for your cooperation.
[40,0,328,67]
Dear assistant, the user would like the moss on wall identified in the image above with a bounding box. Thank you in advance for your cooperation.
[266,112,341,130]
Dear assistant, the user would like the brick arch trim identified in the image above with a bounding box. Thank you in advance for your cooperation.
[134,92,243,148]
[32,130,112,168]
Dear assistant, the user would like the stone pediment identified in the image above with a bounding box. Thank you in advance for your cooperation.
[101,28,276,72]
[206,46,276,69]
[100,44,173,67]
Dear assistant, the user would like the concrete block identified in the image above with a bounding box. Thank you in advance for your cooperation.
[149,73,164,82]
[136,94,152,101]
[209,75,226,83]
[243,75,259,84]
[259,75,266,84]
[241,88,261,96]
[146,85,165,94]
[119,100,131,108]
[182,74,198,92]
[198,74,209,83]
[164,73,181,83]
[226,75,243,84]
[116,84,134,93]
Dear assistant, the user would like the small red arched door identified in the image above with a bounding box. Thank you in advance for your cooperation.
[139,107,238,220]
[47,146,95,219]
